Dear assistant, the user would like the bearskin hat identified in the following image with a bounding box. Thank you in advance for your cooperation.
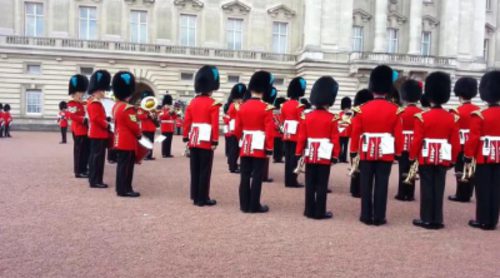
[287,77,307,99]
[68,74,89,95]
[309,76,339,107]
[4,104,10,112]
[340,97,352,110]
[88,70,111,94]
[229,83,246,101]
[454,77,478,100]
[424,71,451,105]
[112,71,136,101]
[479,70,500,104]
[162,94,173,106]
[369,65,394,94]
[420,94,431,108]
[194,65,220,94]
[248,71,274,94]
[263,86,278,104]
[353,89,373,106]
[300,98,312,109]
[400,79,423,103]
[59,101,67,110]
[0,103,3,110]
[274,97,287,109]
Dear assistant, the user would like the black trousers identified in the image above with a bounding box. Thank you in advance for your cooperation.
[305,164,331,218]
[262,157,270,181]
[474,164,500,227]
[73,134,90,176]
[88,138,107,186]
[350,173,361,198]
[60,127,67,143]
[116,150,135,194]
[454,152,474,201]
[107,148,117,162]
[419,166,447,224]
[273,137,284,162]
[226,135,240,171]
[339,137,349,163]
[240,157,265,212]
[284,141,300,187]
[175,127,182,135]
[4,124,11,137]
[0,125,3,137]
[189,148,214,204]
[396,152,415,199]
[143,131,155,159]
[161,132,174,157]
[359,161,392,222]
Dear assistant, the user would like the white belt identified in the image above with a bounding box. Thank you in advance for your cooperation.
[283,120,299,135]
[459,129,470,145]
[422,138,451,160]
[480,136,500,156]
[191,123,212,143]
[306,138,333,160]
[403,131,414,135]
[240,130,265,150]
[229,119,236,132]
[362,133,395,155]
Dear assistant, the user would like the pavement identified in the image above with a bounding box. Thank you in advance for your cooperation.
[0,132,498,278]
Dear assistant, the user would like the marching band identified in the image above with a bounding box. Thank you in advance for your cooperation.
[56,64,499,230]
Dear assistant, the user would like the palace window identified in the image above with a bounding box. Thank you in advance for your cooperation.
[180,14,197,47]
[26,64,41,75]
[79,6,97,40]
[181,72,194,81]
[228,75,240,83]
[26,90,43,115]
[352,26,364,52]
[130,10,148,43]
[25,2,44,37]
[226,18,243,50]
[80,67,94,79]
[272,22,288,54]
[387,28,399,54]
[421,32,432,56]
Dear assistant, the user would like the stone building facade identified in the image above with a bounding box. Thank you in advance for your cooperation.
[0,0,498,127]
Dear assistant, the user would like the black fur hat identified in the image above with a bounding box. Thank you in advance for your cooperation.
[68,74,89,95]
[4,104,10,112]
[479,71,500,104]
[162,94,173,106]
[400,80,423,103]
[300,98,312,109]
[59,101,67,110]
[194,65,220,93]
[263,86,278,104]
[140,90,154,99]
[0,103,2,110]
[354,89,373,106]
[229,83,247,101]
[274,97,287,109]
[340,97,352,110]
[369,65,394,94]
[420,94,431,108]
[309,76,339,107]
[424,71,451,105]
[88,70,111,94]
[287,77,307,99]
[112,71,136,101]
[454,77,478,100]
[248,71,274,94]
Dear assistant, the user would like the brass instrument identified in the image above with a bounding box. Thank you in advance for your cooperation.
[140,96,159,112]
[294,155,306,175]
[403,161,419,185]
[458,159,476,182]
[348,154,360,177]
[183,144,190,157]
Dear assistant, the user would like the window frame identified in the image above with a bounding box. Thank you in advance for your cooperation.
[130,10,148,43]
[78,6,98,40]
[387,28,399,54]
[272,21,289,54]
[25,89,43,116]
[421,31,432,56]
[226,18,244,50]
[179,14,197,47]
[24,2,44,37]
[352,26,364,52]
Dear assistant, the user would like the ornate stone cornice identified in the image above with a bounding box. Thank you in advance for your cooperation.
[387,11,407,26]
[485,23,496,34]
[221,0,251,15]
[174,0,204,10]
[353,8,372,23]
[422,15,440,29]
[267,4,296,19]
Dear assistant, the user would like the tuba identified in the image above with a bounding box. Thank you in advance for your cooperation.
[140,96,159,112]
[403,161,419,184]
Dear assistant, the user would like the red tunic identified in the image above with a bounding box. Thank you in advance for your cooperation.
[338,111,352,138]
[272,111,282,139]
[67,100,88,136]
[183,95,221,150]
[296,109,340,165]
[3,111,12,126]
[234,98,274,158]
[113,101,142,151]
[409,108,460,166]
[280,99,304,142]
[399,104,423,152]
[58,111,69,128]
[137,108,157,133]
[158,107,177,133]
[464,107,500,164]
[87,99,109,139]
[224,103,239,137]
[451,102,480,148]
[350,98,403,162]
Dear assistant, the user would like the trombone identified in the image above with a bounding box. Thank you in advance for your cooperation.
[403,161,419,184]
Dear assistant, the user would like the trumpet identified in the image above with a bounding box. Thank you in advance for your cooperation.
[348,155,360,177]
[403,161,419,185]
[458,159,476,182]
[294,155,306,175]
[183,144,190,157]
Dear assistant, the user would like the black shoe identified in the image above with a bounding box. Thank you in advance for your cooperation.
[90,183,108,189]
[194,202,205,207]
[75,173,88,178]
[481,225,497,231]
[394,195,406,201]
[373,219,387,226]
[448,195,470,203]
[413,219,431,229]
[360,218,373,225]
[263,178,274,183]
[204,199,217,206]
[327,188,332,194]
[287,184,304,188]
[253,205,269,213]
[230,169,241,174]
[144,157,156,161]
[108,160,117,164]
[351,193,361,198]
[468,220,482,229]
[407,196,415,201]
[117,191,140,197]
[273,160,283,163]
[430,223,445,230]
[316,211,333,220]
[59,141,66,144]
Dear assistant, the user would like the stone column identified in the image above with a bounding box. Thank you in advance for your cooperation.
[337,0,354,52]
[303,0,323,50]
[438,0,459,57]
[472,0,486,59]
[407,0,422,54]
[373,0,388,52]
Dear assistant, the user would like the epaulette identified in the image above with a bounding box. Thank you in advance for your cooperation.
[235,103,240,111]
[332,113,340,122]
[454,115,460,123]
[212,100,223,107]
[124,104,135,111]
[471,109,485,120]
[300,114,305,120]
[352,106,361,114]
[266,104,276,111]
[450,107,459,114]
[298,104,305,108]
[397,107,405,115]
[414,112,424,122]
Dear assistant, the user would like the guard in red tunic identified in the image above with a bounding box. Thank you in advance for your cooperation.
[224,83,246,173]
[261,86,278,183]
[410,72,460,229]
[448,77,480,203]
[67,74,90,178]
[338,97,352,163]
[349,89,374,198]
[3,104,12,137]
[0,103,3,138]
[394,80,423,202]
[112,71,142,198]
[296,76,340,219]
[183,65,221,207]
[137,91,158,160]
[87,70,112,189]
[465,71,500,231]
[272,97,286,163]
[158,94,176,158]
[57,101,69,144]
[234,71,275,213]
[350,65,403,226]
[281,77,307,188]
